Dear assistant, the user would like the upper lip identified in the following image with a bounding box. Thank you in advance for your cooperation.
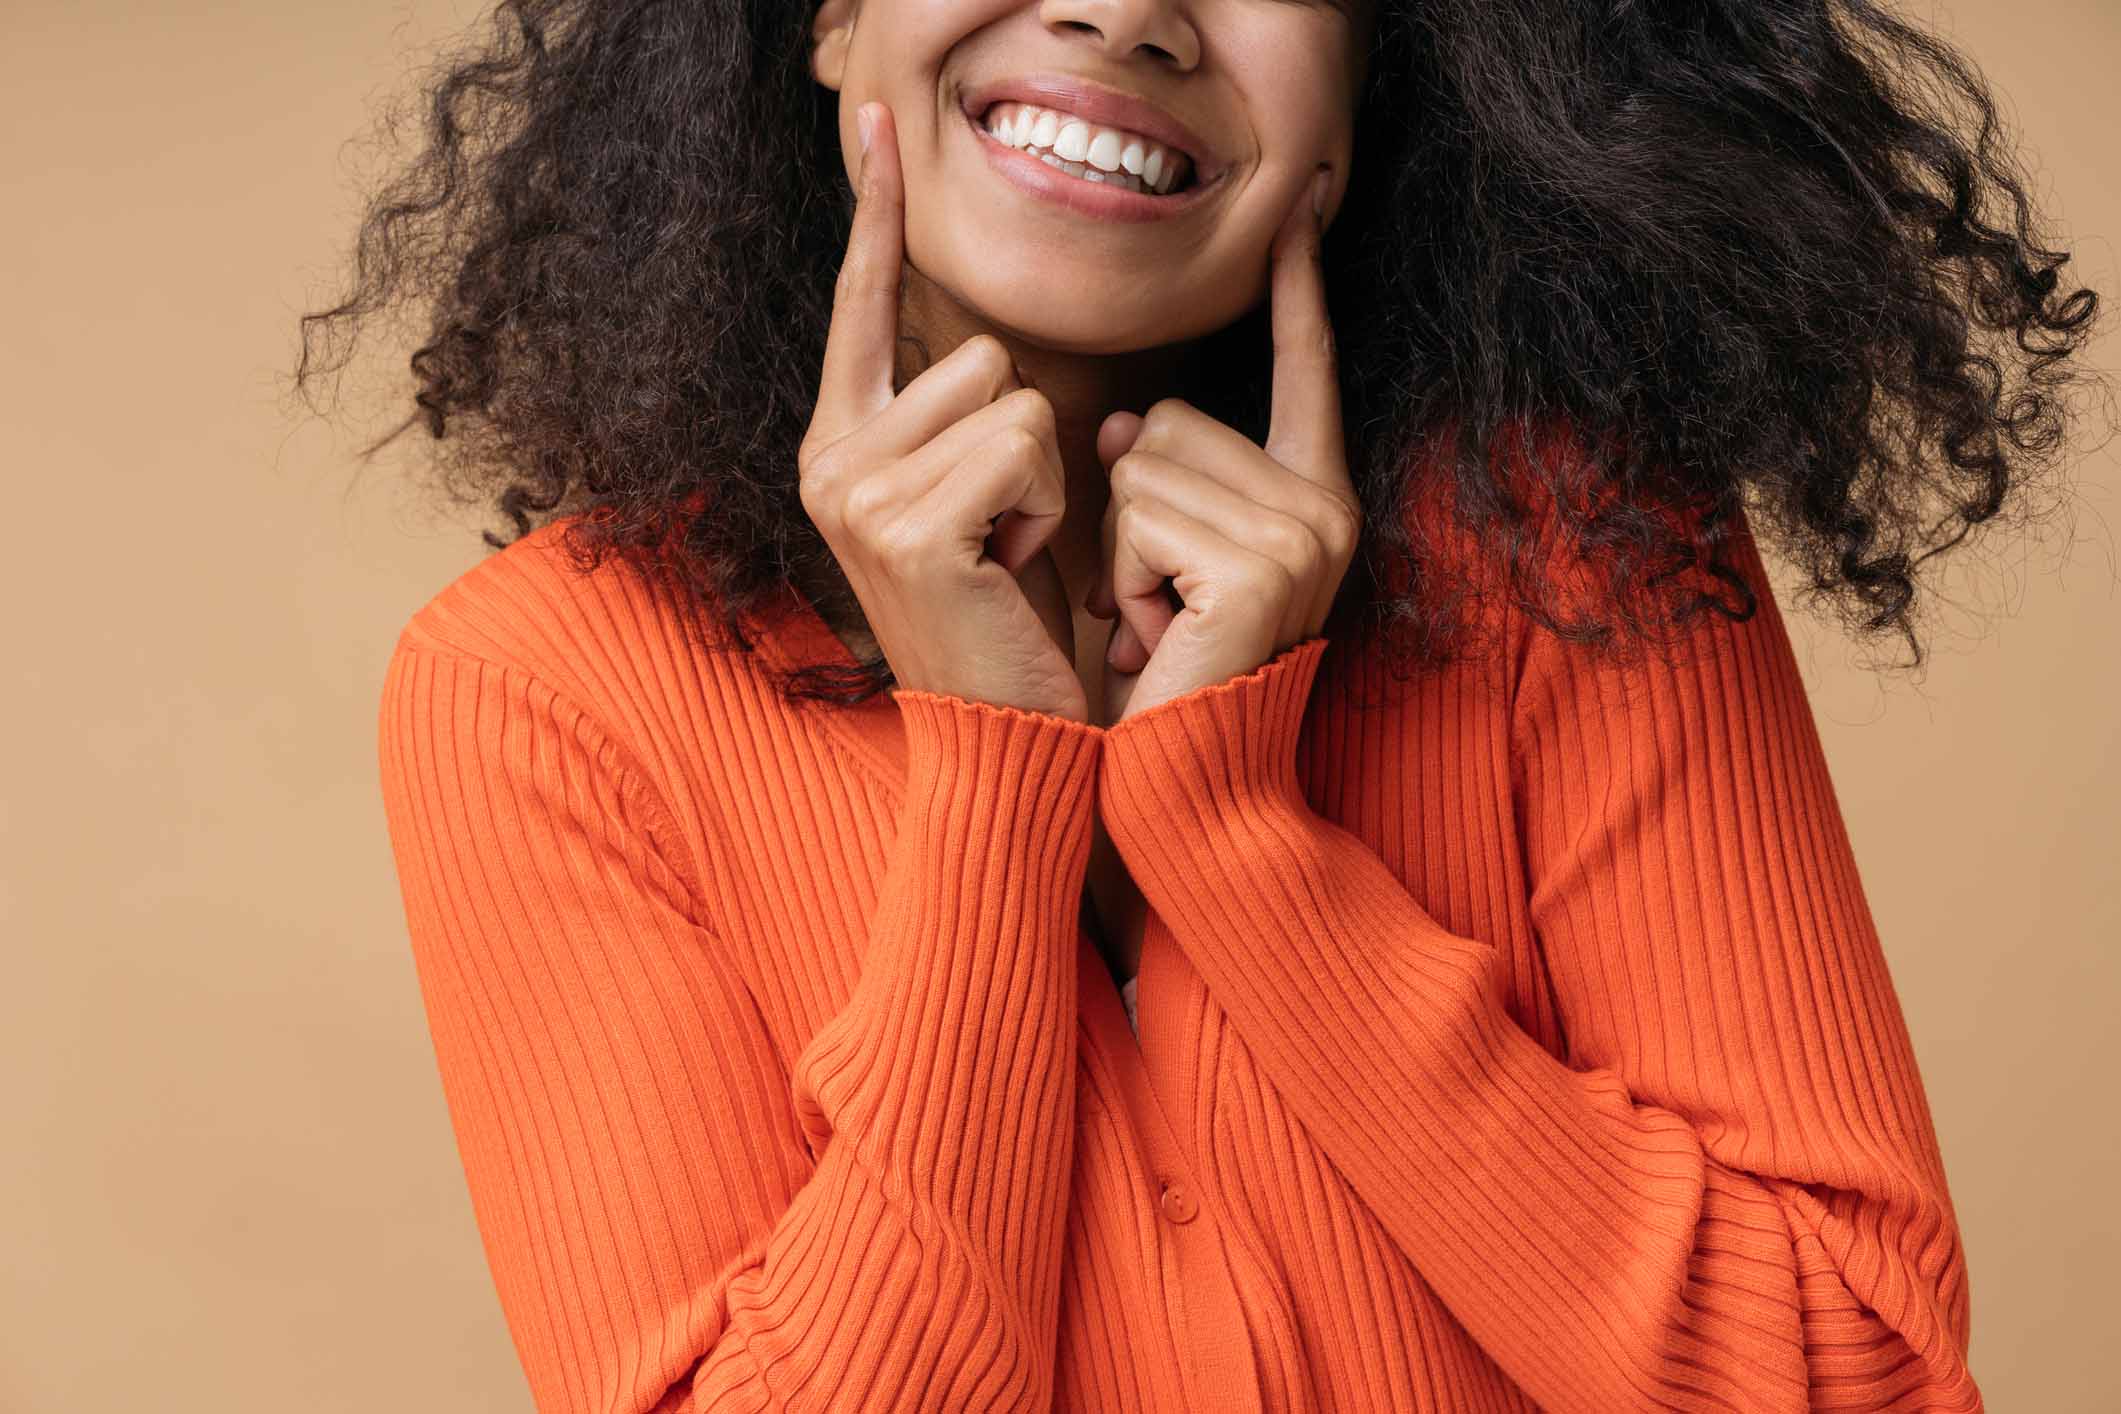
[959,73,1226,185]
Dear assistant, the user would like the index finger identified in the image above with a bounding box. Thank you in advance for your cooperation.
[813,102,907,443]
[1263,165,1346,478]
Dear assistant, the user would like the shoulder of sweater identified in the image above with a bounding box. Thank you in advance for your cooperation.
[394,516,679,663]
[383,515,789,842]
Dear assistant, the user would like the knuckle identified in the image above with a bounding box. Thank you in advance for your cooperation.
[1299,525,1331,575]
[1322,496,1361,557]
[799,427,844,469]
[1141,396,1191,439]
[839,474,894,536]
[1108,451,1149,498]
[961,333,1015,384]
[1008,386,1056,435]
[1114,498,1152,540]
[998,424,1043,465]
[1264,514,1311,564]
[872,514,927,562]
[1274,318,1338,366]
[797,448,842,512]
[796,468,828,518]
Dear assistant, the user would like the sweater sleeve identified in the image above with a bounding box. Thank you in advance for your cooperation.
[1095,547,1981,1410]
[377,642,1099,1414]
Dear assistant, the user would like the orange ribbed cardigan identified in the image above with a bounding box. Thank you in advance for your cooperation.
[377,503,1981,1412]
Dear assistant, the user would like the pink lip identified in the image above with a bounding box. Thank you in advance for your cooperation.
[958,73,1226,184]
[962,105,1221,223]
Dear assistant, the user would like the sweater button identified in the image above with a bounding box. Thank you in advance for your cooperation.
[1158,1180,1198,1224]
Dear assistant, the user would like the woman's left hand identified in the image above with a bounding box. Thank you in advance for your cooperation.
[1090,167,1361,725]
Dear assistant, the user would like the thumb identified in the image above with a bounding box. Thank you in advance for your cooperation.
[1097,410,1144,467]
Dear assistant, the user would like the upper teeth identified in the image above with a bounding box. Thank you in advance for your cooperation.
[980,102,1193,195]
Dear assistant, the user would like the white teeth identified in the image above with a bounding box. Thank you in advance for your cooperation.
[1063,156,1135,188]
[1052,120,1090,162]
[980,102,1192,194]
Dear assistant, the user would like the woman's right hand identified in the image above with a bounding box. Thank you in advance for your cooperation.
[796,101,1087,722]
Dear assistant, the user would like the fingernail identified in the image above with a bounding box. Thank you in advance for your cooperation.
[1311,165,1330,219]
[857,105,875,154]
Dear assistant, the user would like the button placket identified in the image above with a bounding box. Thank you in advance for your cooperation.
[1073,919,1265,1414]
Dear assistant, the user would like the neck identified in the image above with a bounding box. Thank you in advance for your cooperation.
[895,264,1194,599]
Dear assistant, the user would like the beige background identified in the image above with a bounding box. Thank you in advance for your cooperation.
[4,0,2116,1409]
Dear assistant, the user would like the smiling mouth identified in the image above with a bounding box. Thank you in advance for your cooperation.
[974,101,1200,197]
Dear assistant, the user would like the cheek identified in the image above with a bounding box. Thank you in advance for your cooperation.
[1252,81,1352,173]
[1220,17,1359,170]
[833,3,1013,182]
[840,0,1016,106]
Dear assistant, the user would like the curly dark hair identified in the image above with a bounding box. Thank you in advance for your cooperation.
[294,0,2109,706]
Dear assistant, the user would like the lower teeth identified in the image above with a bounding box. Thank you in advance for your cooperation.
[1027,146,1160,195]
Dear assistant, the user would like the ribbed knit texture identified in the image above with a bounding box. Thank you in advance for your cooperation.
[378,501,1980,1413]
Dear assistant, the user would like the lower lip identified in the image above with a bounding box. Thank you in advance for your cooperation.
[962,105,1212,224]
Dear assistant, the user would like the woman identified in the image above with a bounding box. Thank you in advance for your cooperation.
[305,0,2098,1408]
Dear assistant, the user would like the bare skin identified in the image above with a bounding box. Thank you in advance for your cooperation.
[815,253,1180,725]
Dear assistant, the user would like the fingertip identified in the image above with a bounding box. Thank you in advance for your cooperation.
[854,103,901,198]
[882,112,907,194]
[1097,410,1143,466]
[1106,619,1136,670]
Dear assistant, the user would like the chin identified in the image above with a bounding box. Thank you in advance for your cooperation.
[989,304,1189,356]
[925,247,1244,357]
